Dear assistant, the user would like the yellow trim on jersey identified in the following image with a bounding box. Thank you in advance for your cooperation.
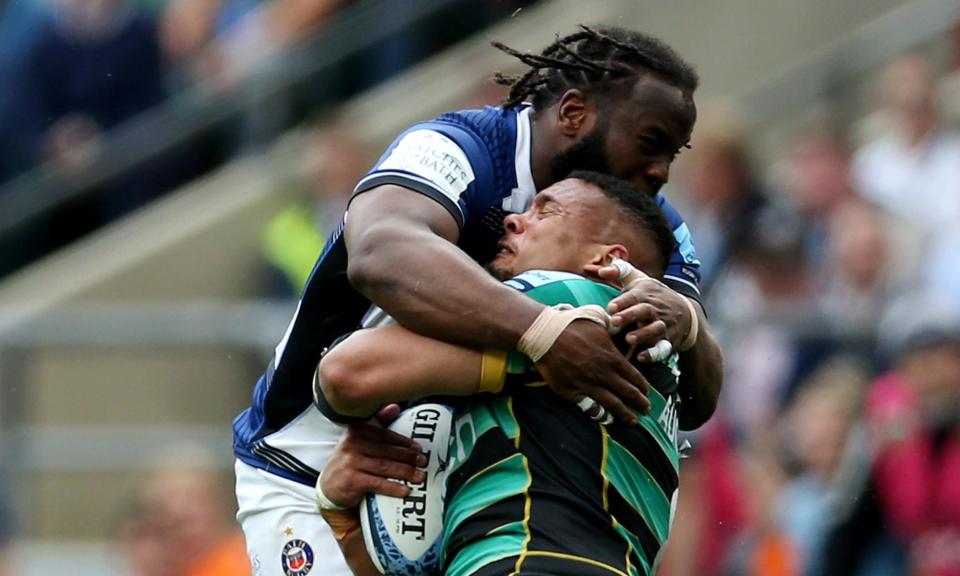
[602,428,637,576]
[602,428,611,510]
[506,396,535,576]
[521,551,632,576]
[479,349,508,393]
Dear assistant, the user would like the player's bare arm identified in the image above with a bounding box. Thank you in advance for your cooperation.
[318,324,488,418]
[346,185,652,423]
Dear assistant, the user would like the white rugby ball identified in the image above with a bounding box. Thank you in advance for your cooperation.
[360,403,453,575]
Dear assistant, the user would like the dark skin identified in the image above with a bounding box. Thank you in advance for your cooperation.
[346,73,722,431]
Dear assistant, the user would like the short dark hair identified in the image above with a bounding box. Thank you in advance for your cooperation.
[567,170,675,275]
[494,25,699,110]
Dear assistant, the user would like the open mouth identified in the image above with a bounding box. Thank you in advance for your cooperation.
[496,241,516,256]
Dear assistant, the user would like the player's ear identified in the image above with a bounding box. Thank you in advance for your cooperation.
[601,244,629,266]
[557,90,590,135]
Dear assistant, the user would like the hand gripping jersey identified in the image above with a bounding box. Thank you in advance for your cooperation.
[232,105,701,486]
[443,270,682,576]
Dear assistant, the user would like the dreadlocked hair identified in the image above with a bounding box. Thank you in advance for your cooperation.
[493,25,699,110]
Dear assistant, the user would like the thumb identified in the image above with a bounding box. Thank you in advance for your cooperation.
[583,263,623,281]
[610,258,649,289]
[375,403,403,427]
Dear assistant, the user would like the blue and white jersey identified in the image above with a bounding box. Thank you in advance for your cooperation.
[232,105,702,486]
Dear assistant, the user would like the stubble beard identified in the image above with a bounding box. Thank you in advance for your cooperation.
[548,117,612,183]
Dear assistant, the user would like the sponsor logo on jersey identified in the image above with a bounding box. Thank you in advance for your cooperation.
[657,395,680,447]
[673,223,701,266]
[378,130,476,203]
[281,539,314,576]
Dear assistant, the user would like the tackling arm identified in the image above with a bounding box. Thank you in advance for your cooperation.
[318,324,493,419]
[346,187,541,350]
[345,186,651,423]
[676,300,723,430]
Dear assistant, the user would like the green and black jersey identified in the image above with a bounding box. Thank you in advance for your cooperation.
[442,270,682,576]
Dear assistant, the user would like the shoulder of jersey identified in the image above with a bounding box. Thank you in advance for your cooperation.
[503,269,588,292]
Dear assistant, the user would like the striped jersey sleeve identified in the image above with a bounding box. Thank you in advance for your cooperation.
[656,194,703,305]
[352,123,495,231]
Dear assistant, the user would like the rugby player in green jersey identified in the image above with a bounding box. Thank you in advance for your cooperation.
[316,171,685,576]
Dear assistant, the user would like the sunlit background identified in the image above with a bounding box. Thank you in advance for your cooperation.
[1,0,960,574]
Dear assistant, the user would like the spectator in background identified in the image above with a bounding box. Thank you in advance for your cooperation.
[0,0,50,182]
[852,54,960,238]
[163,0,347,91]
[673,110,768,292]
[158,0,258,89]
[709,203,811,429]
[817,200,896,333]
[866,299,960,576]
[18,0,165,175]
[0,486,12,576]
[782,124,922,332]
[939,21,960,126]
[782,124,858,269]
[120,448,250,576]
[775,359,871,576]
[261,125,368,296]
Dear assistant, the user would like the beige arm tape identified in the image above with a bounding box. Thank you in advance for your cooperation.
[679,297,700,351]
[320,507,362,542]
[518,304,610,362]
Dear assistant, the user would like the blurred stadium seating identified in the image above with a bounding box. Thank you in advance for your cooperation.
[1,0,960,574]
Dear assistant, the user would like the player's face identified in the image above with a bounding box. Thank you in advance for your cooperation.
[551,75,696,195]
[489,180,614,280]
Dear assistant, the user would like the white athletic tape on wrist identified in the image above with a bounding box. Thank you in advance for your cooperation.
[679,297,699,351]
[315,471,348,511]
[518,304,609,363]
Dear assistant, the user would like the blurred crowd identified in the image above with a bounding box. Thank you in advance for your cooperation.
[0,0,344,185]
[116,448,250,576]
[658,48,960,576]
[0,0,534,276]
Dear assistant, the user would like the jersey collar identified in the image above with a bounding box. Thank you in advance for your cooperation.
[502,105,537,213]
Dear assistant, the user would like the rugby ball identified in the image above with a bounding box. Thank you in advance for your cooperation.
[360,403,453,575]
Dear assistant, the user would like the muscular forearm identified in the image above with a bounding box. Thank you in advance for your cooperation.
[320,325,486,418]
[677,301,723,430]
[347,192,542,350]
[340,525,380,576]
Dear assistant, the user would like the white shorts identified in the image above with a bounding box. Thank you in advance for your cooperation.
[235,459,351,576]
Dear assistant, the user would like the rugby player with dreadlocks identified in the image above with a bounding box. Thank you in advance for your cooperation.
[232,26,723,576]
